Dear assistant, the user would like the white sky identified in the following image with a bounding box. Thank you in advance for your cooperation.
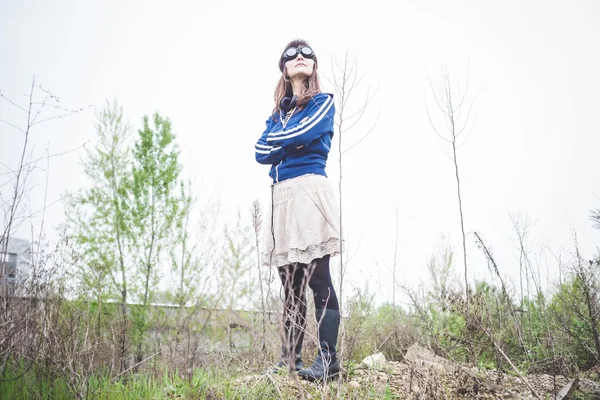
[1,0,599,306]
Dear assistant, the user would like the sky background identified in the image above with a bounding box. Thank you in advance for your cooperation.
[1,0,599,306]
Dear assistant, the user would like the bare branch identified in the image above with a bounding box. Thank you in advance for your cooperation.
[342,229,363,266]
[31,111,82,127]
[425,94,453,145]
[0,118,26,133]
[0,92,28,113]
[341,83,379,128]
[9,193,74,235]
[456,86,482,138]
[0,142,88,177]
[455,115,477,149]
[342,83,379,122]
[342,106,381,155]
[426,71,452,118]
[482,328,542,399]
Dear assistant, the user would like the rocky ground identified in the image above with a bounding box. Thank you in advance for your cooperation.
[349,358,597,399]
[236,344,600,399]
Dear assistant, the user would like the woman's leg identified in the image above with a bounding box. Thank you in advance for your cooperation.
[306,255,339,311]
[299,255,341,381]
[270,263,309,372]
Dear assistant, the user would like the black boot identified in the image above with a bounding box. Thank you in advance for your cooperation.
[268,302,307,374]
[298,308,341,381]
[268,347,303,373]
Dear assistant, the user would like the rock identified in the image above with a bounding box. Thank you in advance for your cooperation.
[348,380,361,390]
[361,352,387,368]
[415,359,448,376]
[579,378,600,397]
[404,343,455,375]
[556,378,579,400]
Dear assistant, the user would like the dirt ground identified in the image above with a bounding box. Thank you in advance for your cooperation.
[236,345,600,399]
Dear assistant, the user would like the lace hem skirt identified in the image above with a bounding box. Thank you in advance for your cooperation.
[261,174,341,267]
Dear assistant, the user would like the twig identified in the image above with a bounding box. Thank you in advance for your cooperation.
[110,349,162,382]
[483,329,541,399]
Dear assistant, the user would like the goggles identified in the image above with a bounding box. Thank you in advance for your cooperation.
[279,46,315,71]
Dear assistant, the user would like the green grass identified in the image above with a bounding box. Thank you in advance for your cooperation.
[1,360,71,400]
[0,360,404,400]
[0,363,288,400]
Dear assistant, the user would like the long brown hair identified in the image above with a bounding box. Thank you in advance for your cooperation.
[272,39,322,119]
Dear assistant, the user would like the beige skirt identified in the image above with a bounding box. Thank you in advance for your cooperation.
[261,174,341,268]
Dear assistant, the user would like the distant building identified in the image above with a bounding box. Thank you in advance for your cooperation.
[0,236,31,296]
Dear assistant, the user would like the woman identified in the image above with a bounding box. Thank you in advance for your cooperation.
[254,39,341,381]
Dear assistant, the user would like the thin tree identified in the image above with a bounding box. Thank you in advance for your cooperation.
[1,76,88,382]
[220,210,255,312]
[169,180,220,310]
[167,180,221,377]
[1,77,87,287]
[129,112,183,364]
[325,49,379,395]
[64,99,133,371]
[327,48,380,313]
[425,64,479,304]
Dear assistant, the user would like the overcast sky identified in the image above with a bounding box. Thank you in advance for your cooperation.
[1,0,599,306]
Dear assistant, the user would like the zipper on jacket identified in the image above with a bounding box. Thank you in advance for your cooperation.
[281,107,296,129]
[275,160,282,183]
[275,109,293,184]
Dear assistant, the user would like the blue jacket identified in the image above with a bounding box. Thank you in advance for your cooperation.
[255,92,335,183]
